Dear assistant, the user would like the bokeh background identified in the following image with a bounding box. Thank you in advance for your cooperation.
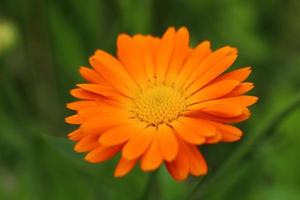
[1,0,300,199]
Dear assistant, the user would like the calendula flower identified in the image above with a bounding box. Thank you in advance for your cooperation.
[65,27,258,181]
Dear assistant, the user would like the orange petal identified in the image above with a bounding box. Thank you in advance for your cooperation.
[99,121,146,146]
[148,36,160,68]
[211,67,252,83]
[70,88,106,101]
[225,82,254,97]
[155,27,176,82]
[165,139,189,181]
[172,120,206,144]
[166,27,190,84]
[79,66,108,84]
[189,80,240,104]
[84,145,121,163]
[205,131,222,144]
[80,117,128,135]
[76,84,128,103]
[201,103,244,117]
[117,34,148,87]
[221,131,241,142]
[178,117,216,137]
[68,129,86,141]
[157,124,178,161]
[74,135,99,152]
[140,134,163,171]
[77,103,128,119]
[114,157,137,177]
[67,101,98,111]
[187,96,257,114]
[90,50,137,97]
[221,95,258,107]
[183,46,237,90]
[122,126,155,160]
[175,41,211,89]
[208,121,243,142]
[76,84,116,96]
[182,143,208,176]
[186,108,251,124]
[65,114,82,124]
[133,34,155,81]
[186,54,238,95]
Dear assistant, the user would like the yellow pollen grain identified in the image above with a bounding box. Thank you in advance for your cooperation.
[131,85,186,126]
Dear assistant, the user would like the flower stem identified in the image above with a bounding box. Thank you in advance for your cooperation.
[188,91,300,200]
[139,170,159,200]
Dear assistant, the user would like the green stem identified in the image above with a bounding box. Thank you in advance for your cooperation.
[188,91,300,200]
[139,170,159,200]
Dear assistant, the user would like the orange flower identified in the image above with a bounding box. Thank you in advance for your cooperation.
[65,27,258,181]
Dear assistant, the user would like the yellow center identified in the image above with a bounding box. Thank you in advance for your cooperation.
[131,85,187,126]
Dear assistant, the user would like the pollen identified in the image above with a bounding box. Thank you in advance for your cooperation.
[131,85,187,126]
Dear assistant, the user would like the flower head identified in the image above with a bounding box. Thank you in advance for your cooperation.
[65,27,258,181]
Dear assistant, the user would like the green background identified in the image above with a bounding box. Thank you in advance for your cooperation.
[1,0,300,199]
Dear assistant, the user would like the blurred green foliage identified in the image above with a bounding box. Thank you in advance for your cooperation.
[1,0,300,199]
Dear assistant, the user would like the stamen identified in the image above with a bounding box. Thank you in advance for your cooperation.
[131,85,187,126]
